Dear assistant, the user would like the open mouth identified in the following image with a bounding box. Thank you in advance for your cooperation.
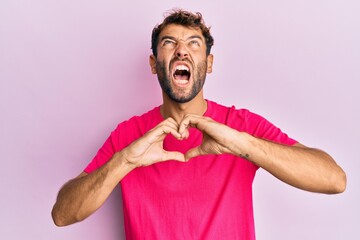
[173,65,191,85]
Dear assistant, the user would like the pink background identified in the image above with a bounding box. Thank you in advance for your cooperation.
[1,1,359,239]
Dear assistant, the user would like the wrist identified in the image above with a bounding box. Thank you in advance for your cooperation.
[112,151,137,173]
[233,132,253,160]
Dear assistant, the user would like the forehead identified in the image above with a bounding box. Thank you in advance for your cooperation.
[159,24,205,41]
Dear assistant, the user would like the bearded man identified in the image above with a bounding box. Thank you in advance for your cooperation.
[52,9,346,240]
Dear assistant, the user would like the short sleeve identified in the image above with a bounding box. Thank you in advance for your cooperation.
[82,111,155,174]
[228,107,298,146]
[83,132,116,174]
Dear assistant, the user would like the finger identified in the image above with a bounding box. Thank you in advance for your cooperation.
[182,127,190,139]
[178,114,200,135]
[162,151,185,162]
[177,123,189,139]
[161,125,183,139]
[162,117,188,139]
[146,125,181,142]
[163,117,179,130]
[185,147,204,161]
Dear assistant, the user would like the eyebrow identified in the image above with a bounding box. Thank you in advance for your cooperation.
[160,35,204,42]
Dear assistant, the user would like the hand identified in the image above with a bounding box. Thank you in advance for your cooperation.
[178,114,241,161]
[122,118,185,167]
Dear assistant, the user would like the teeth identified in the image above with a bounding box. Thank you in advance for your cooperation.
[175,65,189,71]
[174,79,188,85]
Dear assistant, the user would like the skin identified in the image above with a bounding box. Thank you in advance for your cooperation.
[153,26,210,104]
[52,24,346,227]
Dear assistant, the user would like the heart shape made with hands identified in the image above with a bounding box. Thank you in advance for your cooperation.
[126,114,236,167]
[159,115,233,162]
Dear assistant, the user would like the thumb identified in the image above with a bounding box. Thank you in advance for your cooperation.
[162,151,186,162]
[185,147,204,161]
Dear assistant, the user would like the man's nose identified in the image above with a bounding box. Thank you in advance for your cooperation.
[175,42,189,59]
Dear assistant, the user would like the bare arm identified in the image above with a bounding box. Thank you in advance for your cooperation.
[51,153,134,226]
[179,114,346,194]
[51,118,185,226]
[236,135,346,193]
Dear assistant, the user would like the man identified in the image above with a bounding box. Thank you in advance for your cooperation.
[52,9,346,239]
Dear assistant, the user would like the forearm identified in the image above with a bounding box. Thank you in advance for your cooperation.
[234,132,346,194]
[51,151,136,226]
[52,117,187,226]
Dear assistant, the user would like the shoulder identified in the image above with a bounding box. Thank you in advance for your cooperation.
[115,106,161,131]
[207,100,297,144]
[110,106,162,147]
[207,100,277,135]
[207,99,264,125]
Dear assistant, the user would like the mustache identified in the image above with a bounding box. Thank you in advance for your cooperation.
[170,56,192,68]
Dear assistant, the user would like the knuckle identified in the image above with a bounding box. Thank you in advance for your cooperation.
[164,117,175,126]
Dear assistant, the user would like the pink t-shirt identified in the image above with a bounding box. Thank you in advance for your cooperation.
[84,100,297,239]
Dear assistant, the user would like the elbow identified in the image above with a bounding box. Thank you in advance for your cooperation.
[51,203,86,227]
[53,218,66,227]
[51,205,73,227]
[336,169,347,193]
[328,168,347,194]
[51,207,66,227]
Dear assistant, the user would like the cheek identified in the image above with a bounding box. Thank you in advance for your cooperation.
[156,54,170,68]
[157,48,173,60]
[193,52,208,63]
[155,60,170,77]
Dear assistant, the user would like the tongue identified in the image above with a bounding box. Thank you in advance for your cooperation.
[174,70,190,80]
[174,74,189,80]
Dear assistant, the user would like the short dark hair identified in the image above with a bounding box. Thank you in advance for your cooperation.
[151,9,214,57]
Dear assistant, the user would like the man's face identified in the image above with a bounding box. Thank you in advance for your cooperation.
[150,24,213,103]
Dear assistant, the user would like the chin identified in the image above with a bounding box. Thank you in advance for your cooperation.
[168,92,199,103]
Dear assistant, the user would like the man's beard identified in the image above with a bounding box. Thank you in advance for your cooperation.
[156,59,208,103]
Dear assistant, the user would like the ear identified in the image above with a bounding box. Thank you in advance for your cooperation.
[206,54,214,73]
[149,55,157,74]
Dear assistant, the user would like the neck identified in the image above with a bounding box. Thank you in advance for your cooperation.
[160,91,207,123]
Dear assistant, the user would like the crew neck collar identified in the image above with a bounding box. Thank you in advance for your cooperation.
[156,99,214,121]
